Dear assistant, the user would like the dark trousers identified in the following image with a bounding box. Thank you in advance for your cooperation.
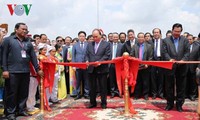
[109,64,119,95]
[151,66,164,97]
[89,71,107,106]
[4,73,30,116]
[64,68,70,94]
[185,70,197,98]
[75,69,89,97]
[165,65,187,107]
[134,69,150,97]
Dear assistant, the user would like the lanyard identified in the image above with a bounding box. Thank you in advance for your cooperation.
[17,40,24,49]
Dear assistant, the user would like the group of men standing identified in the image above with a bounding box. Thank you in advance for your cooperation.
[0,22,200,120]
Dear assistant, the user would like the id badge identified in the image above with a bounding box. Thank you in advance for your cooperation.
[21,50,27,58]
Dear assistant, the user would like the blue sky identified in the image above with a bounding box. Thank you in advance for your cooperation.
[0,0,200,40]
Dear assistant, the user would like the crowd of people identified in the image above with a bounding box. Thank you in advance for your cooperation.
[0,22,200,120]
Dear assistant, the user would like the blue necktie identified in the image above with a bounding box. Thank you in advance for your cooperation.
[113,43,117,59]
[80,42,84,49]
[174,39,178,52]
[154,39,158,59]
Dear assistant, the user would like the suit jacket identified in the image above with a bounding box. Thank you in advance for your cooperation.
[130,42,153,61]
[122,39,138,54]
[162,36,190,61]
[109,42,123,59]
[63,45,70,62]
[162,36,190,74]
[72,41,88,62]
[188,41,200,73]
[152,39,163,60]
[85,40,111,74]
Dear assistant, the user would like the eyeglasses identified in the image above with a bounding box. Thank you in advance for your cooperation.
[57,40,63,42]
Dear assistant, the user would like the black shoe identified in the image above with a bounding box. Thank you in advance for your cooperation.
[7,114,16,120]
[119,95,123,98]
[144,96,149,100]
[134,97,139,100]
[50,99,60,104]
[18,111,32,116]
[176,106,183,112]
[74,96,82,100]
[84,96,90,99]
[96,93,100,98]
[152,95,156,99]
[189,97,195,101]
[165,105,173,111]
[70,94,77,97]
[110,94,115,98]
[87,104,97,108]
[159,96,165,99]
[101,104,107,109]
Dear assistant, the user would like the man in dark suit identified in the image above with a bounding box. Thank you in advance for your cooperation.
[109,32,123,98]
[85,29,111,109]
[72,31,89,100]
[63,36,72,95]
[185,34,200,101]
[130,32,153,100]
[151,28,164,99]
[162,23,190,112]
[122,29,138,54]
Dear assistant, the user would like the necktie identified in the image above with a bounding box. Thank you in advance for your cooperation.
[113,43,117,59]
[154,39,158,59]
[190,44,193,53]
[80,42,84,49]
[139,44,143,60]
[174,39,178,52]
[131,41,134,48]
[95,42,98,54]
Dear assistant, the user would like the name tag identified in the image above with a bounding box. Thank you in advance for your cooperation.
[21,50,26,58]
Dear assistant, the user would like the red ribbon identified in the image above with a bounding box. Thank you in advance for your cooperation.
[31,56,200,112]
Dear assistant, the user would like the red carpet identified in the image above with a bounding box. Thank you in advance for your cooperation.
[17,97,199,120]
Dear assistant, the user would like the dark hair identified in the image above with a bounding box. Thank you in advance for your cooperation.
[15,23,26,29]
[40,34,46,39]
[152,28,162,34]
[145,32,152,37]
[92,29,102,35]
[112,32,118,36]
[102,34,107,37]
[137,32,144,37]
[119,32,126,38]
[33,34,40,39]
[55,44,62,51]
[184,32,189,35]
[127,29,134,35]
[108,33,113,36]
[72,37,79,43]
[172,23,183,31]
[65,36,72,41]
[78,31,86,37]
[187,34,193,38]
[87,35,93,40]
[56,36,63,41]
[166,30,172,36]
[198,33,200,38]
[10,32,16,36]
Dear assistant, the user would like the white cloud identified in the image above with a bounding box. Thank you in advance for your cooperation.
[0,0,200,40]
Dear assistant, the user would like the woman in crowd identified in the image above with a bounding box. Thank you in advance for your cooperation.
[55,44,67,100]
